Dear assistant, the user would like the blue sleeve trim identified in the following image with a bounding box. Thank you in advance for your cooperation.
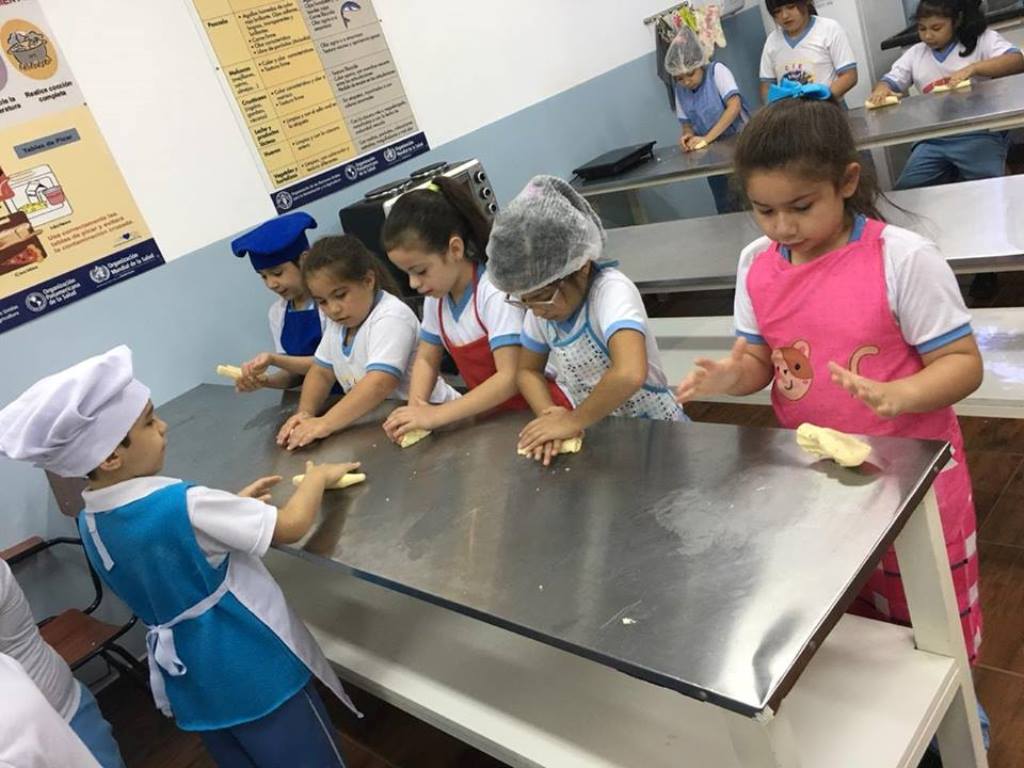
[1007,47,1021,54]
[521,332,549,354]
[489,333,522,351]
[313,356,333,368]
[721,89,740,101]
[604,320,647,340]
[881,76,904,93]
[916,323,972,354]
[835,63,858,74]
[419,329,443,346]
[678,118,692,126]
[736,330,767,345]
[365,363,403,379]
[760,76,777,82]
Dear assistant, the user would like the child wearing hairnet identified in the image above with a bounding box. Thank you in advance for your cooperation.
[488,176,685,465]
[665,27,749,213]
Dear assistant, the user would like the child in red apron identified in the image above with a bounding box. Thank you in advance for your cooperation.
[381,177,569,444]
[676,90,984,666]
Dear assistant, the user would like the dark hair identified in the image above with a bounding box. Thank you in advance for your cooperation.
[381,175,493,263]
[734,98,884,221]
[914,0,986,56]
[86,434,132,480]
[302,235,400,296]
[765,1,817,16]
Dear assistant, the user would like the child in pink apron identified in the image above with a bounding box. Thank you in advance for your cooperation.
[381,177,570,445]
[676,89,985,667]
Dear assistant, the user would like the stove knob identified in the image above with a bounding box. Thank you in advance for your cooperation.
[487,202,499,214]
[474,170,487,183]
[479,187,493,199]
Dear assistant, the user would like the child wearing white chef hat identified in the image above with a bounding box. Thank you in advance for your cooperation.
[0,346,362,768]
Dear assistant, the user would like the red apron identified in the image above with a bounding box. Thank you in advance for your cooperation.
[438,272,571,412]
[746,218,981,661]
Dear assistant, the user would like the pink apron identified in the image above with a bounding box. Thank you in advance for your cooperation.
[746,218,981,661]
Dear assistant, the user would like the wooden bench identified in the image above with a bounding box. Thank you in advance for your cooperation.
[651,307,1024,419]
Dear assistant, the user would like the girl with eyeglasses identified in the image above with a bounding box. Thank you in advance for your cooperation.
[487,176,685,466]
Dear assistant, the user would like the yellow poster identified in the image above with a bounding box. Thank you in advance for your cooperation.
[193,0,428,213]
[0,0,163,333]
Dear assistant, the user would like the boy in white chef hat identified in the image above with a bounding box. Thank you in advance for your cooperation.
[0,346,362,767]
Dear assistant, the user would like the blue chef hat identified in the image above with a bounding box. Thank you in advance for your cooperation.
[231,212,318,271]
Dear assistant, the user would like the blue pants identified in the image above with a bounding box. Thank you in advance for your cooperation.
[707,174,741,214]
[895,133,1008,190]
[69,682,126,768]
[200,680,347,768]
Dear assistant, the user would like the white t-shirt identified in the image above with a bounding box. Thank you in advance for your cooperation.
[0,561,79,721]
[0,654,100,768]
[882,29,1022,94]
[314,291,459,403]
[521,267,671,397]
[675,62,743,123]
[81,476,278,569]
[734,222,972,354]
[420,266,525,351]
[760,16,857,89]
[268,298,328,355]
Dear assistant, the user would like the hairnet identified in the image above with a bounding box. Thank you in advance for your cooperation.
[486,175,606,296]
[664,27,708,77]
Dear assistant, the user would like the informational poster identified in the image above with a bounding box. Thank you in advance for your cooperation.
[0,0,164,334]
[192,0,429,213]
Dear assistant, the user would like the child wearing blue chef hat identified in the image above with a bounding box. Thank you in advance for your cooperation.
[0,347,362,767]
[231,212,327,392]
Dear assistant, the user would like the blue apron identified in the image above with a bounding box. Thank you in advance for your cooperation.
[280,303,322,357]
[674,62,748,137]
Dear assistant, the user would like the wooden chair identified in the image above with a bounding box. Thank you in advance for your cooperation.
[2,470,149,687]
[2,535,147,687]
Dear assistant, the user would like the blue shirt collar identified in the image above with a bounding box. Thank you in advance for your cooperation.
[446,264,481,321]
[779,214,866,262]
[784,15,816,49]
[932,39,959,63]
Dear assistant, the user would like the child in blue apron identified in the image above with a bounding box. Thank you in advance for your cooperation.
[664,26,749,214]
[231,212,328,391]
[487,176,686,466]
[0,347,362,768]
[380,177,571,444]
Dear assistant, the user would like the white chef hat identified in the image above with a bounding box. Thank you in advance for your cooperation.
[0,346,151,478]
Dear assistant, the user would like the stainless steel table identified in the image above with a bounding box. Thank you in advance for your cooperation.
[572,73,1024,198]
[608,174,1024,294]
[163,385,934,713]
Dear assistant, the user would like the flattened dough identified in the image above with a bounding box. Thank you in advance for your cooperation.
[796,423,871,467]
[865,95,899,109]
[291,472,366,489]
[692,139,708,150]
[399,429,431,448]
[932,79,971,93]
[216,364,267,384]
[517,436,583,457]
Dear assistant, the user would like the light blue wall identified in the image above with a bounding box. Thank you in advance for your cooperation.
[1,8,767,662]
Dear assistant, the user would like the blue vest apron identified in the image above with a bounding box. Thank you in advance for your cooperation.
[674,62,747,138]
[280,303,323,357]
[78,483,310,731]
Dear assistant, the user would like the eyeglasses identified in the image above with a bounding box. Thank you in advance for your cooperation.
[505,281,563,311]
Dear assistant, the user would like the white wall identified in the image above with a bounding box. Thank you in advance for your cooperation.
[38,0,672,263]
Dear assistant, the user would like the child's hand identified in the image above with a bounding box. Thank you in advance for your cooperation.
[867,83,895,106]
[303,460,362,488]
[236,353,273,392]
[676,338,747,403]
[524,439,566,467]
[683,135,709,151]
[948,64,975,87]
[382,398,440,442]
[277,411,312,446]
[828,362,908,418]
[679,133,695,151]
[285,417,332,451]
[238,475,282,503]
[518,407,582,461]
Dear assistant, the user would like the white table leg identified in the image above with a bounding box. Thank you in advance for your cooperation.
[893,488,987,767]
[725,707,802,768]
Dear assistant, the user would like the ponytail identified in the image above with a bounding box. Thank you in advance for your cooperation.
[302,235,401,296]
[382,175,493,263]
